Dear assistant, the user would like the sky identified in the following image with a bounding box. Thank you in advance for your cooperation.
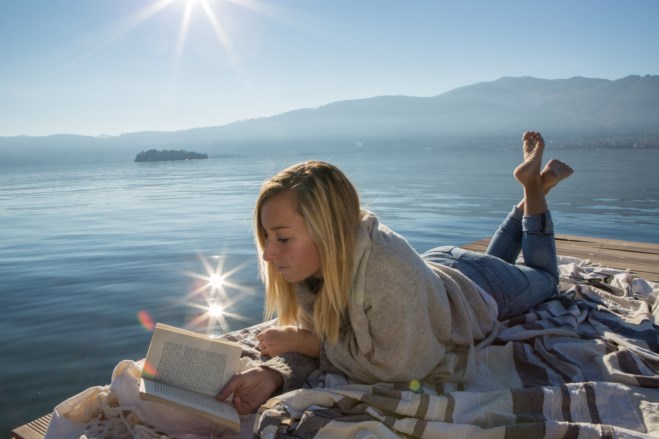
[1,0,658,138]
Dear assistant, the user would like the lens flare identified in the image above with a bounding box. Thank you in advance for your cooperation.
[142,360,158,379]
[138,310,156,332]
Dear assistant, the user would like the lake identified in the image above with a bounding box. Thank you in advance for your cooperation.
[2,144,658,435]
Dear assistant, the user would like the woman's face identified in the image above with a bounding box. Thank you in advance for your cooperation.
[260,191,322,283]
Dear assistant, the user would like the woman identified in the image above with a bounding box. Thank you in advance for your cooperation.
[217,131,574,414]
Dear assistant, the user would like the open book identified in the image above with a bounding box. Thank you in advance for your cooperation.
[139,323,243,431]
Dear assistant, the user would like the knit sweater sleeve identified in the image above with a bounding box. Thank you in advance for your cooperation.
[260,353,318,392]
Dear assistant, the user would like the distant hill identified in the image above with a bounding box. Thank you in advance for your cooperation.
[1,75,658,165]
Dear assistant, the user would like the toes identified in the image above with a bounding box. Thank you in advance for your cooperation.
[535,133,545,147]
[523,131,543,143]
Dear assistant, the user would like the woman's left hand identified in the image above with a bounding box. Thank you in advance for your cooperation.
[216,367,282,415]
[256,326,321,358]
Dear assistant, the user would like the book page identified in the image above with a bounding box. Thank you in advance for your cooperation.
[140,378,240,429]
[141,379,238,414]
[143,323,242,396]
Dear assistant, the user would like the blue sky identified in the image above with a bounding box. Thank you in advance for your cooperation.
[1,0,657,137]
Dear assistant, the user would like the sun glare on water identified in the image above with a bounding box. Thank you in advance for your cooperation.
[209,272,225,288]
[184,254,255,336]
[208,303,224,317]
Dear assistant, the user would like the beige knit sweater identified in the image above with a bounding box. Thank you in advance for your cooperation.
[297,212,498,385]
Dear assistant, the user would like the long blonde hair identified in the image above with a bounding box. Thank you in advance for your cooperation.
[254,161,362,343]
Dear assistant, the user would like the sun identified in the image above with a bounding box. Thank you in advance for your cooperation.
[169,0,238,70]
[97,0,241,70]
[173,0,210,17]
[92,0,291,78]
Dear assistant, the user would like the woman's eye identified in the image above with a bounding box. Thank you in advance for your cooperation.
[278,238,289,243]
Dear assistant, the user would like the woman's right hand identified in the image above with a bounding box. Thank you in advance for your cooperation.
[256,326,322,358]
[215,366,283,415]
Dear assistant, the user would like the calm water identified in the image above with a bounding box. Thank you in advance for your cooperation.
[2,146,658,435]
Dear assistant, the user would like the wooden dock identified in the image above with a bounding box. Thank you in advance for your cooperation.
[11,414,52,439]
[11,234,659,439]
[462,234,659,283]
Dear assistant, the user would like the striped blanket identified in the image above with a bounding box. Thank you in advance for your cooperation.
[45,257,659,438]
[245,256,659,438]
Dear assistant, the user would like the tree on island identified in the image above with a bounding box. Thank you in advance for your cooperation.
[134,149,208,162]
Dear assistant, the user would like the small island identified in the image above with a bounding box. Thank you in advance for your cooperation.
[134,149,208,162]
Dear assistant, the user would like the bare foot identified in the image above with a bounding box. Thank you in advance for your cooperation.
[514,131,544,187]
[541,159,574,194]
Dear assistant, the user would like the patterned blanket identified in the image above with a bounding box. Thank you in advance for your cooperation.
[241,256,659,438]
[45,257,659,438]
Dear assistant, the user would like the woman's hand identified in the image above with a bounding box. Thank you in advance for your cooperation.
[216,367,283,415]
[256,326,321,358]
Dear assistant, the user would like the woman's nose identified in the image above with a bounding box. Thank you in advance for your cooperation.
[263,239,277,262]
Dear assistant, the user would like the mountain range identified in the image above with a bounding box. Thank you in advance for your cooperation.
[2,75,658,165]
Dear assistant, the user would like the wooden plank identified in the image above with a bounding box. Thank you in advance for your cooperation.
[556,236,659,279]
[555,241,659,261]
[557,234,659,253]
[462,234,659,283]
[555,245,658,264]
[11,413,51,439]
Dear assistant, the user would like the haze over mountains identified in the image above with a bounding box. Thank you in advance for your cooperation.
[2,75,658,165]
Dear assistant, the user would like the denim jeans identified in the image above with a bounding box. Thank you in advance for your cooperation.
[423,207,559,320]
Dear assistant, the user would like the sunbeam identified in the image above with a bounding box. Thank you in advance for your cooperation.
[199,0,240,68]
[87,0,177,53]
[173,0,195,74]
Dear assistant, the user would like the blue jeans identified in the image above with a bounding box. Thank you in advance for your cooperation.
[423,207,559,320]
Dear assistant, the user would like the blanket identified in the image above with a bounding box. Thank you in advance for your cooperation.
[46,256,659,438]
[254,256,659,438]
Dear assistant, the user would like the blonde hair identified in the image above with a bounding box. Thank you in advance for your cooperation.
[254,161,362,343]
